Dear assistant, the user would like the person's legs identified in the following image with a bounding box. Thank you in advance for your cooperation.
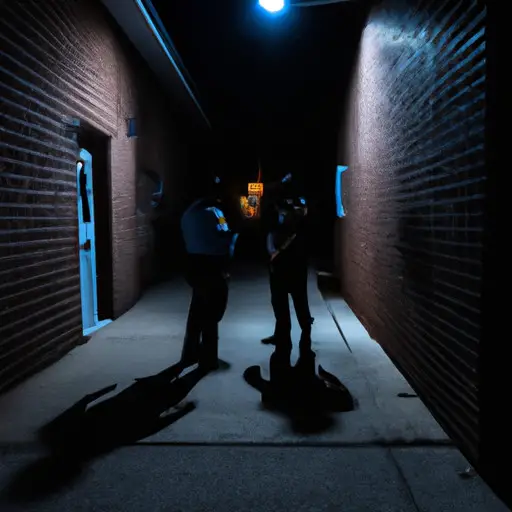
[181,259,202,366]
[291,286,312,332]
[270,272,293,350]
[199,272,229,370]
[290,268,313,353]
[181,287,205,367]
[262,266,278,344]
[213,273,229,324]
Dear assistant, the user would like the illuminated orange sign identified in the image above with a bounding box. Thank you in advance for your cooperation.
[240,194,262,219]
[248,183,264,196]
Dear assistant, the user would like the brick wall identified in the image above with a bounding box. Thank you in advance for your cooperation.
[0,0,189,392]
[337,0,485,465]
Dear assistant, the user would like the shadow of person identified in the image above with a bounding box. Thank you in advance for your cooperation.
[1,362,206,504]
[243,347,356,435]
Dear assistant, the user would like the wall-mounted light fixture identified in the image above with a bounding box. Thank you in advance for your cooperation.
[336,165,348,218]
[62,116,81,142]
[127,118,137,138]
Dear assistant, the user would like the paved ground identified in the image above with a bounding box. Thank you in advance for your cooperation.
[0,446,505,512]
[0,263,508,511]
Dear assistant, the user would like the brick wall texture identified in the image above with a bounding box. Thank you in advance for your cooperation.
[337,0,486,465]
[0,0,190,392]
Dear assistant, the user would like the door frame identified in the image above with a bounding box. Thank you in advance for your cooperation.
[77,148,112,337]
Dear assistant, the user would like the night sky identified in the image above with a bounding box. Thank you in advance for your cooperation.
[152,0,368,191]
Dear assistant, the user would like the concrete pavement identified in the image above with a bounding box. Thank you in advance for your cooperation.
[0,263,507,511]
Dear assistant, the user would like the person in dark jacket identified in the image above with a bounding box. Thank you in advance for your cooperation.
[261,192,314,354]
[180,176,239,372]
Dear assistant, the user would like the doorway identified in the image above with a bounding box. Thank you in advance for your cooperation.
[76,128,113,336]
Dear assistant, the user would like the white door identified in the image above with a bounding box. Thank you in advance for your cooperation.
[77,149,99,334]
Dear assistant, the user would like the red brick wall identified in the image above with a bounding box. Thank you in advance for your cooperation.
[0,0,189,391]
[337,0,485,465]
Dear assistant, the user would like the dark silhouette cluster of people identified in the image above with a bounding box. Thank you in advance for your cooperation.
[1,173,355,504]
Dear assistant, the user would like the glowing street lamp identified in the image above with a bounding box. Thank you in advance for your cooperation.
[258,0,286,13]
[258,0,352,14]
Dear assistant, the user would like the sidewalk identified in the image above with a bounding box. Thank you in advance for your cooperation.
[0,264,507,511]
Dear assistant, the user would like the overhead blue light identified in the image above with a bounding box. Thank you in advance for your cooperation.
[258,0,286,13]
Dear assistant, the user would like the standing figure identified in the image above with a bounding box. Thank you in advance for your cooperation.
[261,194,314,354]
[180,176,239,372]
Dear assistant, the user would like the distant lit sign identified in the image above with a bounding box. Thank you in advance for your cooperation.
[248,183,264,196]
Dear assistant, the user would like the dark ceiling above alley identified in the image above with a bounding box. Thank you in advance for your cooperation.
[152,0,368,158]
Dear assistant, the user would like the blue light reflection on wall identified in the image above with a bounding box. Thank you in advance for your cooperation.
[127,118,137,138]
[336,165,348,217]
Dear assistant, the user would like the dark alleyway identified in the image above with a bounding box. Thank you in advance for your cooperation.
[0,0,506,509]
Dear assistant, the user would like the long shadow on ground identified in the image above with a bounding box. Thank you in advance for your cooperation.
[244,348,357,435]
[1,362,206,504]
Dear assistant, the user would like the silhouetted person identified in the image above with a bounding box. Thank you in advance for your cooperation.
[261,193,314,354]
[180,175,239,372]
